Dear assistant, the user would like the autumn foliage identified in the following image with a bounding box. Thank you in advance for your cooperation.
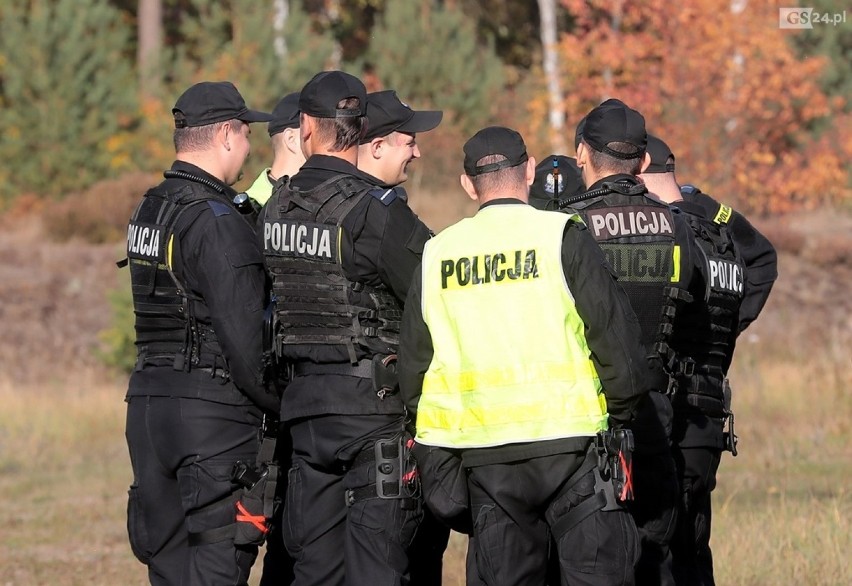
[528,0,851,215]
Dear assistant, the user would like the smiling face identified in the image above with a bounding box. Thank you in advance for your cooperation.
[376,131,420,185]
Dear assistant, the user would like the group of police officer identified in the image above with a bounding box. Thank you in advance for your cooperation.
[123,70,776,586]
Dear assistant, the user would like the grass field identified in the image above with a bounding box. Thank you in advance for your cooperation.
[1,247,850,585]
[1,342,848,585]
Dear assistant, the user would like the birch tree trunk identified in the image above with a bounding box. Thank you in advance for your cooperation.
[137,0,162,97]
[537,0,567,154]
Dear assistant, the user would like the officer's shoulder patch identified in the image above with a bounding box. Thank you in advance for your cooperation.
[207,200,232,217]
[713,203,733,225]
[367,187,400,206]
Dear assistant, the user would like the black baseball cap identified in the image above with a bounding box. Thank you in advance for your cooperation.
[360,90,443,143]
[172,81,272,128]
[463,126,529,176]
[299,71,366,118]
[530,155,584,208]
[268,92,300,136]
[645,134,676,173]
[581,98,647,159]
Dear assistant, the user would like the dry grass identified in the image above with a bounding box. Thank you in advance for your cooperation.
[1,320,848,585]
[1,205,850,584]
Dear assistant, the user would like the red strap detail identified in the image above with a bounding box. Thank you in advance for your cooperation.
[618,451,634,501]
[401,469,418,484]
[236,501,268,534]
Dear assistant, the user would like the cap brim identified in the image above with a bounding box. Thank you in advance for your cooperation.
[396,110,443,134]
[239,109,274,123]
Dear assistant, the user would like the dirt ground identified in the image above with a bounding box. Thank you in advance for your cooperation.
[0,198,850,386]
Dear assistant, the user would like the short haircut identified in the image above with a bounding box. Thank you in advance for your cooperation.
[173,120,230,153]
[585,140,644,176]
[469,155,527,194]
[383,131,411,147]
[308,97,366,151]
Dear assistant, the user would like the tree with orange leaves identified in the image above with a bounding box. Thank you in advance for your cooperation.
[535,0,850,214]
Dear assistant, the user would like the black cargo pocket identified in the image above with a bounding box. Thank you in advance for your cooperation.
[127,483,152,564]
[281,464,304,558]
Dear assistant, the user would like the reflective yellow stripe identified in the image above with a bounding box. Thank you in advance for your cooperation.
[166,234,175,269]
[671,244,681,282]
[425,360,598,394]
[714,204,732,224]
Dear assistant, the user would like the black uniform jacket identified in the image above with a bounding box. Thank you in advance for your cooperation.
[127,161,271,410]
[398,199,653,465]
[679,188,777,333]
[259,154,432,420]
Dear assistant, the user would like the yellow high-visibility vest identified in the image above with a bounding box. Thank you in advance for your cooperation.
[417,204,608,449]
[245,168,273,205]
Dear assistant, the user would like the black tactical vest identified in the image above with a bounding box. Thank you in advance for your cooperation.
[567,181,692,360]
[125,179,226,373]
[262,175,401,364]
[670,210,745,414]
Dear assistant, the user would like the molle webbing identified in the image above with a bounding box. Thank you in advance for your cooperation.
[264,176,401,360]
[128,184,226,372]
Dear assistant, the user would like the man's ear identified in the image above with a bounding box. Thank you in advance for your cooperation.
[370,137,384,159]
[300,114,312,142]
[640,151,652,173]
[525,156,537,186]
[460,174,478,202]
[576,142,587,167]
[220,121,233,151]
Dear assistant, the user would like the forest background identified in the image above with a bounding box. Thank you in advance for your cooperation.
[0,1,850,585]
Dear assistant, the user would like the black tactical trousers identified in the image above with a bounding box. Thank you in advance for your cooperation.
[625,392,678,586]
[467,451,639,586]
[408,507,452,586]
[282,414,422,586]
[125,396,262,586]
[259,422,295,586]
[670,447,721,586]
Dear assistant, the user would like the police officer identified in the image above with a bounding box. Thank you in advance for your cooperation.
[245,92,306,207]
[357,89,442,191]
[639,135,775,585]
[570,99,702,585]
[354,89,449,586]
[123,81,277,585]
[528,154,584,210]
[399,126,649,586]
[677,187,777,335]
[258,70,431,585]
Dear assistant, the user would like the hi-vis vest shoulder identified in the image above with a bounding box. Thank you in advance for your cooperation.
[417,205,608,449]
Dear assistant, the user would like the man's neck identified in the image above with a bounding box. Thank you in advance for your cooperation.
[175,152,226,184]
[640,174,682,204]
[269,158,302,182]
[308,143,358,166]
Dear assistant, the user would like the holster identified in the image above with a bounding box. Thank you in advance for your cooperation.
[722,378,738,456]
[231,417,281,546]
[595,428,635,511]
[345,432,419,507]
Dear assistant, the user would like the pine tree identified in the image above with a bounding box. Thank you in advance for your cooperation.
[161,0,336,110]
[363,1,504,134]
[0,0,138,201]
